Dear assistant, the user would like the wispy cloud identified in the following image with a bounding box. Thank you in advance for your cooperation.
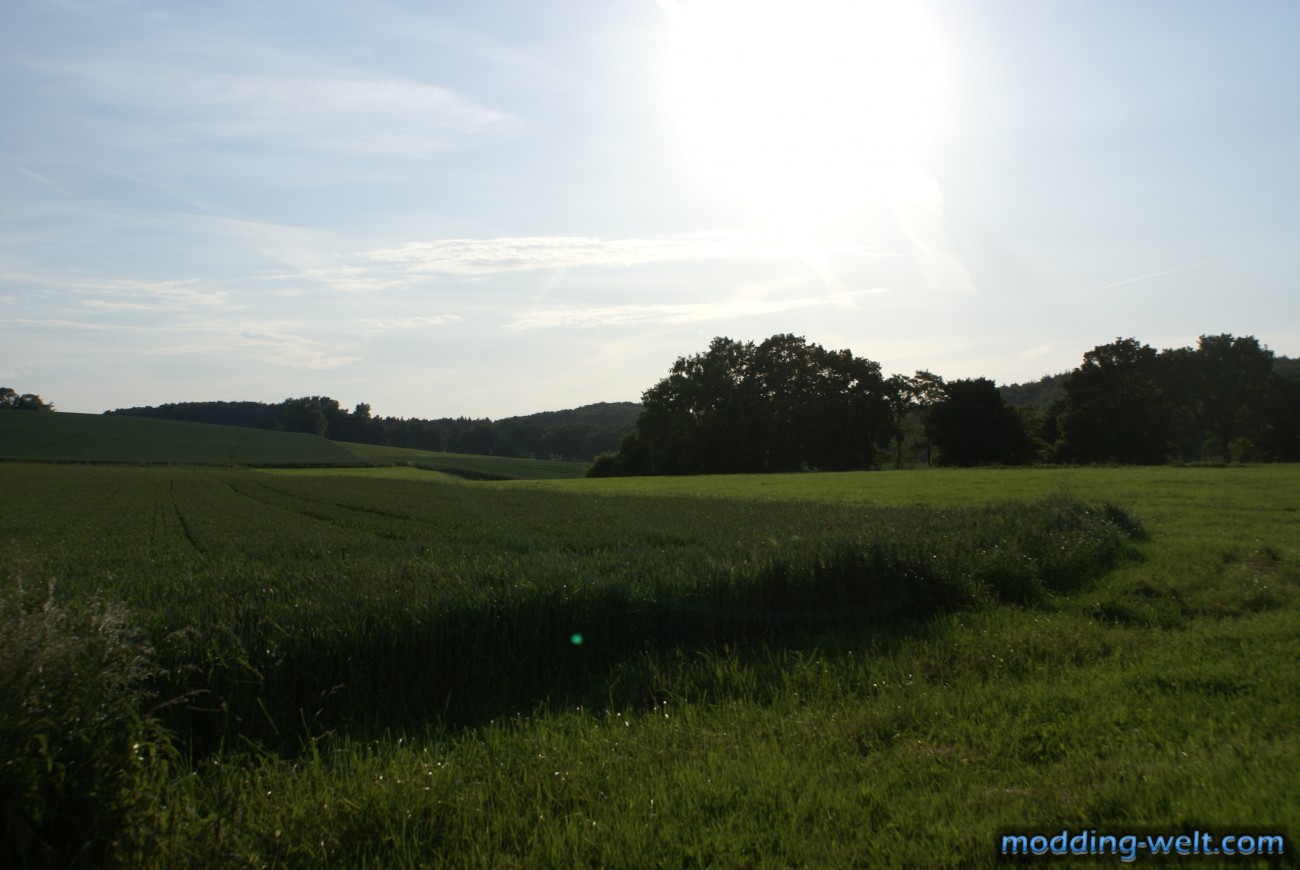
[14,167,72,195]
[358,315,463,331]
[4,272,244,314]
[6,318,156,333]
[76,280,242,312]
[504,288,889,331]
[145,325,360,371]
[1017,344,1053,365]
[257,266,412,295]
[34,57,520,159]
[362,231,866,276]
[188,72,518,156]
[889,160,976,294]
[229,329,359,370]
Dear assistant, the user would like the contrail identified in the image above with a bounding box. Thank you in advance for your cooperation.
[1015,257,1225,312]
[1088,258,1224,293]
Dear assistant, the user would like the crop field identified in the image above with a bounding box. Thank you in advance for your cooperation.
[337,440,591,479]
[0,411,360,466]
[2,460,1298,866]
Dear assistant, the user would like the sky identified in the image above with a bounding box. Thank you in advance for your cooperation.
[3,0,1298,419]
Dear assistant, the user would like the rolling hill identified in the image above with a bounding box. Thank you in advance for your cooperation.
[0,411,361,466]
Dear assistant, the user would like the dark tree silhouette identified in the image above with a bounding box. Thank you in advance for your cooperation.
[1190,334,1274,462]
[926,378,1032,466]
[0,388,53,411]
[601,334,894,476]
[1056,338,1179,464]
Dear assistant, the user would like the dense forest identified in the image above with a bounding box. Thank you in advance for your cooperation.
[105,399,639,462]
[589,333,1300,476]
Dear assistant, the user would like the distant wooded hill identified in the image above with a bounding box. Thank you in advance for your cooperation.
[106,399,643,463]
[997,373,1069,411]
[99,345,1300,470]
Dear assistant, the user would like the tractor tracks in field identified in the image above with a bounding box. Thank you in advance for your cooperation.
[219,477,419,542]
[169,478,206,556]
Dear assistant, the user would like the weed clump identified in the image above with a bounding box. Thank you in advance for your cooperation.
[0,574,175,867]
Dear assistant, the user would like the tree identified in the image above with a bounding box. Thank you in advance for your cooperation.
[1056,338,1179,464]
[541,423,595,461]
[276,396,330,436]
[925,378,1032,466]
[636,336,758,474]
[1189,334,1274,462]
[901,370,945,467]
[608,335,893,476]
[798,343,893,471]
[1258,375,1300,461]
[0,388,54,411]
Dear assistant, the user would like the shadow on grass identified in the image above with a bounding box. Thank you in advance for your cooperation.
[157,496,1149,756]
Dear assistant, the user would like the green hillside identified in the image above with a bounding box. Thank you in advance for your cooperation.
[499,400,642,429]
[0,411,360,465]
[337,440,590,479]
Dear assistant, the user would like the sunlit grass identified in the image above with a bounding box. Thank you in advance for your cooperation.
[258,466,464,484]
[336,440,589,479]
[2,463,1297,865]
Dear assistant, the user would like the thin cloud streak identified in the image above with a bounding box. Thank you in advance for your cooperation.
[363,232,871,275]
[7,318,156,333]
[77,282,244,312]
[359,315,463,331]
[146,325,361,371]
[1012,258,1226,313]
[1089,258,1224,293]
[504,288,890,331]
[32,58,520,158]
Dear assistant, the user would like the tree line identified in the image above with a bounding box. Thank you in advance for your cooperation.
[589,333,1300,477]
[0,388,54,411]
[105,398,638,462]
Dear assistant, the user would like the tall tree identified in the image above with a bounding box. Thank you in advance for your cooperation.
[1258,375,1300,461]
[882,370,946,468]
[276,396,330,436]
[1057,338,1178,464]
[926,378,1033,466]
[610,335,892,476]
[1190,334,1274,462]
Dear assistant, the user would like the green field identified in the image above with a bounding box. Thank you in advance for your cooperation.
[336,440,591,479]
[0,413,590,479]
[2,460,1297,866]
[0,411,360,466]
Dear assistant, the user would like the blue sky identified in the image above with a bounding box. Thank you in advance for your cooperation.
[3,0,1298,418]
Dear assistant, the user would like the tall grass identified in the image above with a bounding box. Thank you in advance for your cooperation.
[4,463,1296,866]
[0,571,175,867]
[120,492,1140,754]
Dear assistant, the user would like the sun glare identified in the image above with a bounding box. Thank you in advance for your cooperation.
[662,0,946,234]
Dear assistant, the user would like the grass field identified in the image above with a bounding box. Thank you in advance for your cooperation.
[2,461,1297,866]
[0,411,359,466]
[336,440,591,479]
[0,413,589,479]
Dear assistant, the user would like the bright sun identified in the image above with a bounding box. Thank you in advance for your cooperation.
[661,0,946,234]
